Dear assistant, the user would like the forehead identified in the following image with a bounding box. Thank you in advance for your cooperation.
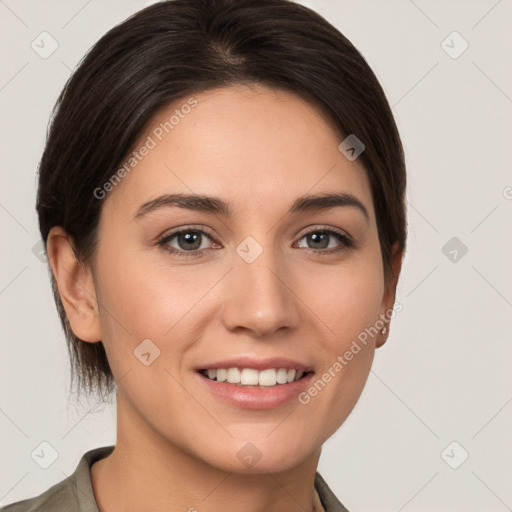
[104,84,374,222]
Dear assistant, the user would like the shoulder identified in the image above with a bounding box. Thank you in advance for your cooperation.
[0,445,115,512]
[0,477,78,512]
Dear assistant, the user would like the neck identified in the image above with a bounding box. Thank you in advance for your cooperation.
[90,392,322,512]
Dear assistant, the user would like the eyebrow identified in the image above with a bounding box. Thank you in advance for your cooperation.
[133,192,369,223]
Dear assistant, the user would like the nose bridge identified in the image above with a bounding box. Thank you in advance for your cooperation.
[221,236,299,337]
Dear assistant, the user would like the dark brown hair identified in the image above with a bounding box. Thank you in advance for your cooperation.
[36,0,407,401]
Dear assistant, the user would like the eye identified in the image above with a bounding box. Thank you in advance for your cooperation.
[295,227,354,253]
[157,227,218,258]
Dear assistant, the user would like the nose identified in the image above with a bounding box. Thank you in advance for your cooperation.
[220,245,301,338]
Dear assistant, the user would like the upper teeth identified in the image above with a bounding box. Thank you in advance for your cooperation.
[204,368,304,386]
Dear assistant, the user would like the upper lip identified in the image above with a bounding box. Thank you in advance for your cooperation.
[194,356,313,373]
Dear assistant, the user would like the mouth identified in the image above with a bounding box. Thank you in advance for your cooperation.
[193,357,315,409]
[197,367,314,388]
[195,366,315,409]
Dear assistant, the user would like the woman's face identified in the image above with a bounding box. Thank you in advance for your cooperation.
[89,84,398,473]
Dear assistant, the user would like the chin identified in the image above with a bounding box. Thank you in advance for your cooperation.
[197,435,316,475]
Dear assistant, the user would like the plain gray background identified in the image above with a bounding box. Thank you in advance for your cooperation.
[1,0,511,510]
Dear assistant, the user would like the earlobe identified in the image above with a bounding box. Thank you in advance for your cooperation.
[376,241,404,348]
[46,226,102,343]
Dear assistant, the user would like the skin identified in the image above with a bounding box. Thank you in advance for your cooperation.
[47,84,402,512]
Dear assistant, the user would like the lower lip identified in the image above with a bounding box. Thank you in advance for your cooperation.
[195,371,315,410]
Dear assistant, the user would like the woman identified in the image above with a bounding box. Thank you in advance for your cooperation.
[1,0,406,510]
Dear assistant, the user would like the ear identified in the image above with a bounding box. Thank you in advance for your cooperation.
[46,226,102,343]
[376,241,403,348]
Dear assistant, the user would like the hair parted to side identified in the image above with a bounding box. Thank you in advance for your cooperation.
[36,0,407,401]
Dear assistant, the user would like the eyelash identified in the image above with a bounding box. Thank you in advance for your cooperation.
[156,225,355,259]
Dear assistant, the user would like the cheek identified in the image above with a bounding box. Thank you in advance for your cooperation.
[306,250,385,351]
[93,243,223,367]
[92,251,210,420]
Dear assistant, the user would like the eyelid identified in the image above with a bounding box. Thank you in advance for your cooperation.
[156,224,217,243]
[298,224,351,239]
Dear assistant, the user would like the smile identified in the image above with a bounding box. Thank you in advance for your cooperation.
[199,367,312,387]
